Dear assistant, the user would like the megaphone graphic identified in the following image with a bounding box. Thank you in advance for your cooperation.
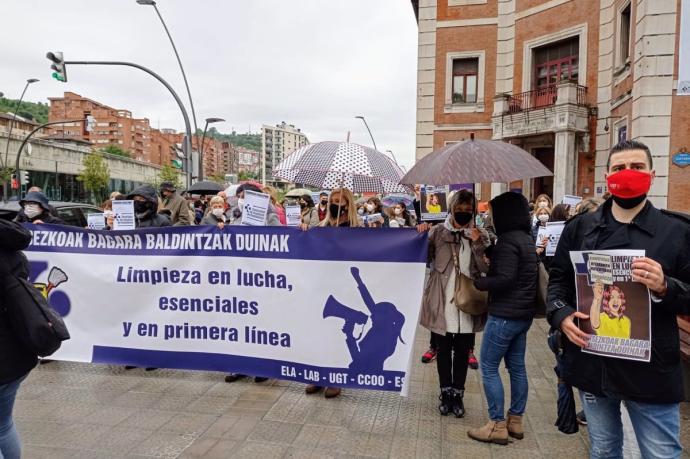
[323,295,368,326]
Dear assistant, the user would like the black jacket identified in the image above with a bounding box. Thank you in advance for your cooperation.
[0,220,38,384]
[14,208,65,225]
[474,192,537,320]
[547,199,690,403]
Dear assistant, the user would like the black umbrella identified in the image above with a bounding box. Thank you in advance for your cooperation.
[185,180,223,195]
[548,331,579,434]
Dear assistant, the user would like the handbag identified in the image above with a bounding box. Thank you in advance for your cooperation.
[2,273,70,357]
[535,261,549,318]
[450,242,488,315]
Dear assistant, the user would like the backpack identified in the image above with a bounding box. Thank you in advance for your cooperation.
[3,273,70,357]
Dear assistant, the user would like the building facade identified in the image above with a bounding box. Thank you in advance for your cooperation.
[413,0,689,211]
[261,122,309,185]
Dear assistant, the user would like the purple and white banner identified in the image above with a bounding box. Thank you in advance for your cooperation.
[23,224,428,394]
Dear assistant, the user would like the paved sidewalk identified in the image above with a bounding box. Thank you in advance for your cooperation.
[14,319,690,458]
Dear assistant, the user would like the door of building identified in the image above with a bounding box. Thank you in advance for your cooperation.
[531,147,554,200]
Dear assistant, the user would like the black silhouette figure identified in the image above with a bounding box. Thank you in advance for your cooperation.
[322,267,406,372]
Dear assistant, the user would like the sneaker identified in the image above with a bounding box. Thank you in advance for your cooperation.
[576,410,587,426]
[224,373,247,383]
[421,347,438,363]
[468,352,479,370]
[254,377,269,383]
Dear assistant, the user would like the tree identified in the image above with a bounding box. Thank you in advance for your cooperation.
[151,164,183,189]
[77,152,110,204]
[101,145,131,158]
[208,174,226,184]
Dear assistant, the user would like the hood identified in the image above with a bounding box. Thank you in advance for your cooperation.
[490,192,531,235]
[127,184,158,205]
[20,191,50,211]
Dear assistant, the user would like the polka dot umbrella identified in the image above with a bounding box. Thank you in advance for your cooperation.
[273,141,411,194]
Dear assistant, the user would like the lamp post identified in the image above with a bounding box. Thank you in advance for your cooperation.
[198,117,225,180]
[385,149,406,172]
[136,0,199,139]
[4,78,39,168]
[355,115,377,152]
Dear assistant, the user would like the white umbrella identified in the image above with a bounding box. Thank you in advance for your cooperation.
[273,141,410,194]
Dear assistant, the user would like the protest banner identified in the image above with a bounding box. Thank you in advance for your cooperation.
[545,221,565,257]
[285,205,302,227]
[570,250,651,362]
[111,200,135,230]
[23,224,428,394]
[241,190,270,226]
[87,213,106,230]
[420,185,448,222]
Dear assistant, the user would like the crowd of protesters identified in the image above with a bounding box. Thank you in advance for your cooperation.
[2,139,690,458]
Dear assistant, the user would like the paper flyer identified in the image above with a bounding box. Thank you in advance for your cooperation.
[545,221,565,257]
[420,185,448,222]
[111,200,135,231]
[570,250,651,362]
[241,190,271,226]
[285,205,302,227]
[87,213,106,230]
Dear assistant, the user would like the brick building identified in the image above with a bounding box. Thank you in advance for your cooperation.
[48,92,230,179]
[412,0,689,211]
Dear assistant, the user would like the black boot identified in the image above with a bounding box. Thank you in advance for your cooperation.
[438,388,453,416]
[452,389,465,418]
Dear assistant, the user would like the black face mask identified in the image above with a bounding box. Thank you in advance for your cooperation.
[453,211,473,226]
[134,201,150,214]
[320,199,328,206]
[612,194,647,209]
[329,203,346,219]
[299,203,306,209]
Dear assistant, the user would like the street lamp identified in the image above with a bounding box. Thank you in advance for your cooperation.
[4,78,39,166]
[385,149,406,172]
[355,115,378,152]
[136,0,199,140]
[199,117,225,180]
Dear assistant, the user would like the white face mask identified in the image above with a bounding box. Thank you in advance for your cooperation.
[212,208,224,218]
[366,203,375,212]
[357,208,364,215]
[24,203,42,219]
[538,214,550,223]
[394,208,402,216]
[237,198,245,212]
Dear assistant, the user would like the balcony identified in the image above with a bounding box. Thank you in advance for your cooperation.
[492,81,591,140]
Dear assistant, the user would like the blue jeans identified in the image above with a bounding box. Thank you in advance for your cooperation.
[479,315,533,421]
[580,391,682,459]
[0,376,26,459]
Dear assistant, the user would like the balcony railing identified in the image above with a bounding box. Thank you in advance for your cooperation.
[507,84,587,113]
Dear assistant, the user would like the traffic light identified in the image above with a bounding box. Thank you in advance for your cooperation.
[11,174,18,190]
[46,52,67,82]
[20,171,29,186]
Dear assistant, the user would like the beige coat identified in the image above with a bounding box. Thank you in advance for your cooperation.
[419,224,490,336]
[163,192,192,226]
[301,207,320,228]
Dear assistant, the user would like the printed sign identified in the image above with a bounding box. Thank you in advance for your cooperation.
[420,185,448,222]
[545,221,565,257]
[241,190,270,226]
[570,250,651,362]
[24,224,428,394]
[111,200,135,231]
[285,205,302,227]
[87,213,106,230]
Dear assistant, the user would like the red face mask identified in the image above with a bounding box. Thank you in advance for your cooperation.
[606,169,652,198]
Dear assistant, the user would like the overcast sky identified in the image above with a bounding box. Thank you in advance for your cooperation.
[1,0,419,167]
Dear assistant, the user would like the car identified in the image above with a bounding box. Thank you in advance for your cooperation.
[0,201,103,227]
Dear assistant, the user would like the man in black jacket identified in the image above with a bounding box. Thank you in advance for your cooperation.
[468,192,537,444]
[547,140,690,459]
[0,219,36,458]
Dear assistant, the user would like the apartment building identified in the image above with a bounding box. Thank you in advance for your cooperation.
[261,122,309,184]
[412,0,689,211]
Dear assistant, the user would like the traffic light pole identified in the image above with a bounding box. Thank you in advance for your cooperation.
[63,60,193,189]
[13,118,84,199]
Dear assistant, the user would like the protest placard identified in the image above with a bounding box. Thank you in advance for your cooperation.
[420,185,448,221]
[87,213,106,230]
[536,225,548,248]
[23,224,428,394]
[111,200,135,231]
[285,205,302,227]
[570,250,651,362]
[241,190,270,226]
[545,221,565,257]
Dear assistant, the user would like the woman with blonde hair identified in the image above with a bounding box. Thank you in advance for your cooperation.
[262,185,287,225]
[319,188,361,228]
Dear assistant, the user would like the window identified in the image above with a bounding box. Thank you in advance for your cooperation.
[619,3,632,65]
[452,58,478,104]
[533,37,579,89]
